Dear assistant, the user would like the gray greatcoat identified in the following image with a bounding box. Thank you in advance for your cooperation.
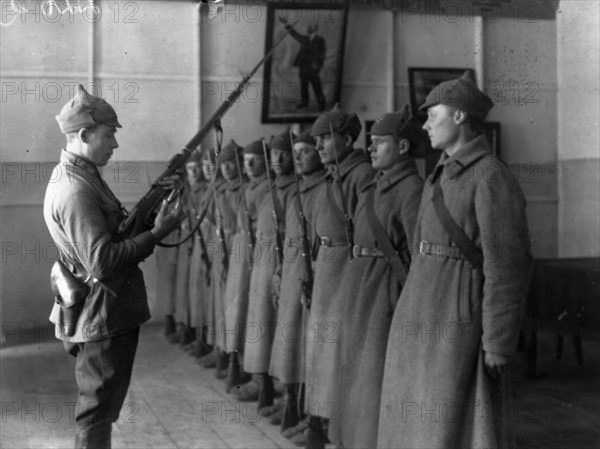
[305,149,375,419]
[338,158,423,449]
[213,180,243,350]
[269,170,325,384]
[244,175,296,374]
[223,175,270,353]
[378,136,532,449]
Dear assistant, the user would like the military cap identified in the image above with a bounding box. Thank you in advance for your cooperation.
[370,105,427,146]
[242,139,266,156]
[419,71,494,121]
[293,131,316,146]
[311,103,362,141]
[220,139,243,162]
[55,84,122,134]
[269,129,296,152]
[187,150,203,164]
[202,147,217,164]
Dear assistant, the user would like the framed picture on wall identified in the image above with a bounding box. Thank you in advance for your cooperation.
[408,67,475,122]
[261,2,349,123]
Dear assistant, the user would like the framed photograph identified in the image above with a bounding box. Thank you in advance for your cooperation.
[484,121,501,157]
[408,67,475,122]
[261,2,349,123]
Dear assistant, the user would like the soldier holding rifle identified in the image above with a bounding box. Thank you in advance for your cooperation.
[304,104,375,449]
[269,131,326,439]
[44,85,184,448]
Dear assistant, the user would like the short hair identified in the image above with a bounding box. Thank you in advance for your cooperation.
[65,125,98,143]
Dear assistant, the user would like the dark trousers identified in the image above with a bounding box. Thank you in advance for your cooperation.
[64,327,140,432]
[299,68,326,109]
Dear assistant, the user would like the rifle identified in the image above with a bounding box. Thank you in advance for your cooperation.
[289,130,314,309]
[262,139,284,269]
[329,122,354,261]
[212,121,228,279]
[116,29,291,240]
[234,146,255,248]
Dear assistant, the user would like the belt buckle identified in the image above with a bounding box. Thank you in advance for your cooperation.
[352,245,361,258]
[419,241,427,255]
[321,236,331,248]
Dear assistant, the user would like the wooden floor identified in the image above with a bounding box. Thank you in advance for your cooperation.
[1,323,599,449]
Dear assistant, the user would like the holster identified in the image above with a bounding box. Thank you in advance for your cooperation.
[50,260,89,337]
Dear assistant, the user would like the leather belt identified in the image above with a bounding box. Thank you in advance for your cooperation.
[285,237,301,247]
[352,245,385,258]
[320,236,347,248]
[256,231,277,240]
[419,241,465,260]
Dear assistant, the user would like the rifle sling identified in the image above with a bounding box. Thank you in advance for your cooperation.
[431,176,484,270]
[364,187,408,286]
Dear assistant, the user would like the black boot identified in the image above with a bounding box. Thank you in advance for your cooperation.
[305,416,328,449]
[179,324,195,346]
[225,351,250,393]
[164,314,176,337]
[74,423,112,449]
[281,383,301,432]
[258,373,275,410]
[215,349,229,379]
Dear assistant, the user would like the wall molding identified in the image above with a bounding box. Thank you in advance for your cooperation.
[0,70,196,83]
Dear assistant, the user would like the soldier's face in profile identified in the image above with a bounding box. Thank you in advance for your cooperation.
[315,132,346,165]
[369,134,401,171]
[82,124,118,167]
[293,142,322,175]
[270,148,293,177]
[244,154,266,180]
[186,161,203,184]
[423,104,460,150]
[220,159,239,181]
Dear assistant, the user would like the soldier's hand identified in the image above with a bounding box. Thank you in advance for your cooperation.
[484,350,510,378]
[151,200,186,242]
[157,172,183,191]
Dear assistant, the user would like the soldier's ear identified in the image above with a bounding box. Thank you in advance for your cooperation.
[398,138,410,156]
[453,109,468,125]
[78,128,90,143]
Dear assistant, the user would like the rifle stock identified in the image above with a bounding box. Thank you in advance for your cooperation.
[116,29,291,240]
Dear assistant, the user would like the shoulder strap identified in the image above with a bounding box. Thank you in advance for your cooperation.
[364,188,408,286]
[431,177,484,269]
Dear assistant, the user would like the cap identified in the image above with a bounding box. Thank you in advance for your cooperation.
[202,147,216,164]
[293,131,316,146]
[55,84,122,134]
[419,71,494,121]
[220,139,243,162]
[370,105,427,146]
[187,150,203,164]
[310,103,362,141]
[269,129,295,153]
[242,139,266,156]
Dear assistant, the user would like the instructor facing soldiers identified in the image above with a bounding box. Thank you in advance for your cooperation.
[44,85,183,448]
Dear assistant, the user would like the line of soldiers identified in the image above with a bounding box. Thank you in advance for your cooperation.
[156,71,531,449]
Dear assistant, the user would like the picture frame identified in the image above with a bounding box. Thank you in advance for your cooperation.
[261,2,349,123]
[408,67,476,122]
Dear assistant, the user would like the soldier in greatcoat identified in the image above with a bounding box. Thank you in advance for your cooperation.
[304,105,376,448]
[269,132,326,436]
[378,72,532,449]
[337,106,425,449]
[223,139,270,391]
[194,148,228,369]
[212,139,246,379]
[236,131,296,411]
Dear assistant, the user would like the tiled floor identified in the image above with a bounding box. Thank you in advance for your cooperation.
[1,323,599,448]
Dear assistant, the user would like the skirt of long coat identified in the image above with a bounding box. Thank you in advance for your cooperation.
[269,243,306,384]
[338,256,398,449]
[173,241,192,326]
[223,232,253,353]
[304,245,351,420]
[244,238,278,374]
[378,256,503,449]
[189,235,210,330]
[212,235,230,351]
[154,243,178,317]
